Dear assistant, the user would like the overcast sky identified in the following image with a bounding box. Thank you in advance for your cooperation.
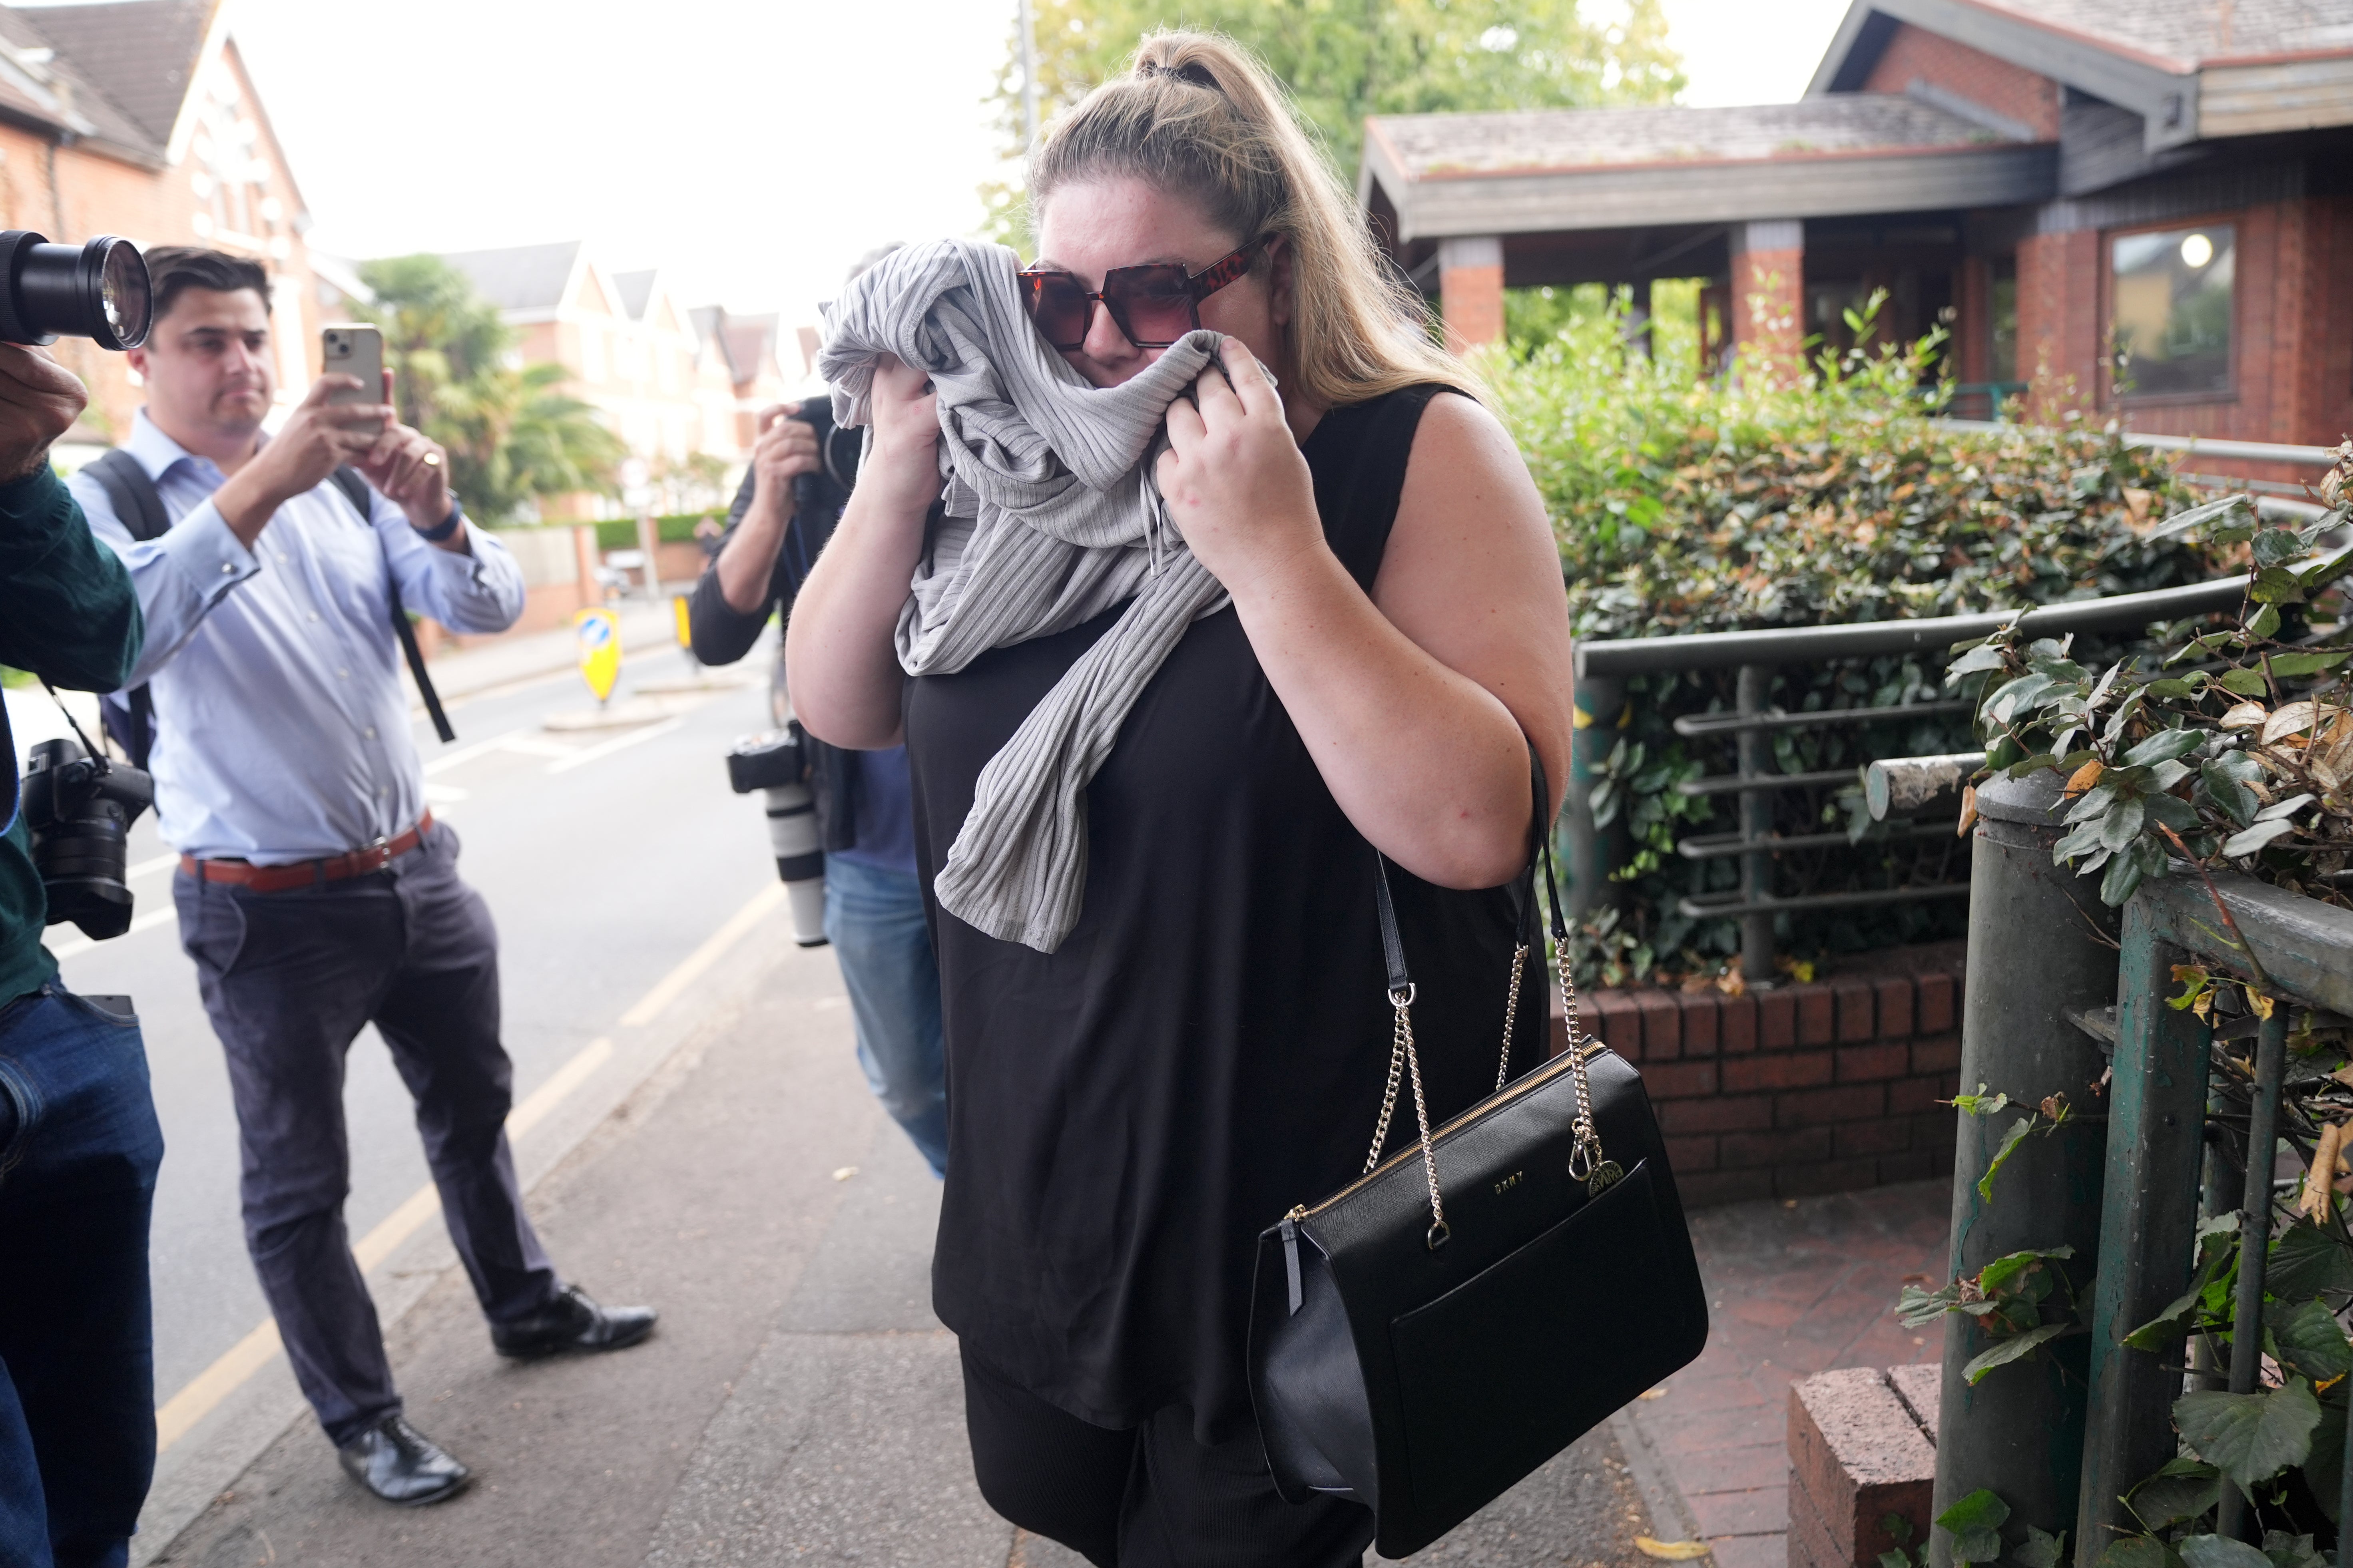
[44,0,1856,329]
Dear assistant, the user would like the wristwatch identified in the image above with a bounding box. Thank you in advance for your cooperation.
[416,501,464,543]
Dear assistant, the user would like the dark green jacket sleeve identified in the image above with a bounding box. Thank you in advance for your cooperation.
[2,464,144,1008]
[0,466,143,690]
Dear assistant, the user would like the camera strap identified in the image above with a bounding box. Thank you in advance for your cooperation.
[0,686,15,838]
[82,453,456,760]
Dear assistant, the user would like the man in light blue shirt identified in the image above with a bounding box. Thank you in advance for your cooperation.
[70,248,656,1509]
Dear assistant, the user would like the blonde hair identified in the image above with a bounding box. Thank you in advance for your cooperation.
[1028,30,1479,410]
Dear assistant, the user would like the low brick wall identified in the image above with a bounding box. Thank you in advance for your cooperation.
[1789,1365,1941,1568]
[1550,942,1965,1206]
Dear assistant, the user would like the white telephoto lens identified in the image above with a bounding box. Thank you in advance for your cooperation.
[764,781,829,946]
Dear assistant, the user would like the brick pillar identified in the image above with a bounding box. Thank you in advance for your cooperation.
[1438,235,1505,353]
[1955,255,1990,387]
[2275,197,2318,446]
[1729,220,1805,385]
[2016,228,2100,420]
[572,523,602,610]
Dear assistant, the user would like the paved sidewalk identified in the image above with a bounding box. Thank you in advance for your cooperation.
[412,596,686,706]
[149,939,1668,1567]
[1630,1182,1951,1568]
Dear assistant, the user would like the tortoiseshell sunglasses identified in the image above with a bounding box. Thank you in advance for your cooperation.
[1017,235,1270,350]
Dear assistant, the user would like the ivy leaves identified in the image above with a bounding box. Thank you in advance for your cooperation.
[1897,1244,2083,1384]
[1948,495,2353,909]
[2175,1379,2322,1492]
[1929,1489,2065,1568]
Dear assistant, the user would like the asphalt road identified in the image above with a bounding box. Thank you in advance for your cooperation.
[46,634,781,1436]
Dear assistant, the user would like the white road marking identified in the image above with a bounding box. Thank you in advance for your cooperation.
[545,714,685,776]
[494,733,586,760]
[46,907,175,963]
[150,880,786,1452]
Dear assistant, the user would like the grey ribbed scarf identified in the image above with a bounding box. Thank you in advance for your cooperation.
[819,237,1231,953]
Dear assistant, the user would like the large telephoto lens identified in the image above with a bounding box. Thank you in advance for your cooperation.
[0,231,151,350]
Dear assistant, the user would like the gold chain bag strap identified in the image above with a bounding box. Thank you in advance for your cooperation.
[1247,753,1708,1560]
[1363,807,1620,1252]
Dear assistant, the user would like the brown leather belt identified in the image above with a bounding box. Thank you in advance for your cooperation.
[181,812,435,893]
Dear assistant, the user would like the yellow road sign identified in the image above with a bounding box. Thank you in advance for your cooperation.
[574,607,622,703]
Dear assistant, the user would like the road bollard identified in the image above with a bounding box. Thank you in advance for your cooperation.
[1929,772,2118,1568]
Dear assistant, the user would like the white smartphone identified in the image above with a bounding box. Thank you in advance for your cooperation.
[321,324,385,435]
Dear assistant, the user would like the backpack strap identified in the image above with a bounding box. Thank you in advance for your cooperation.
[84,450,168,768]
[86,448,171,543]
[324,465,456,746]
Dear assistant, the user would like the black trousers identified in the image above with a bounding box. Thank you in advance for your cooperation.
[960,1344,1372,1568]
[175,821,560,1447]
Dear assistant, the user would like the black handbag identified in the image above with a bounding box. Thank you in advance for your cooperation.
[1245,805,1711,1559]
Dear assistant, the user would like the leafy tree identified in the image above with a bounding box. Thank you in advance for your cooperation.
[984,0,1682,248]
[357,254,624,523]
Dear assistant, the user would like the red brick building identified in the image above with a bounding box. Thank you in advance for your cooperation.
[0,0,325,452]
[1364,0,2353,456]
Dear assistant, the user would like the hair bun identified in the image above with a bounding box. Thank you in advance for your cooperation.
[1140,58,1221,91]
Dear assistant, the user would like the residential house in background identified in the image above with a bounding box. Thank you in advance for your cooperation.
[442,239,752,519]
[1367,0,2353,471]
[689,305,793,453]
[0,0,323,451]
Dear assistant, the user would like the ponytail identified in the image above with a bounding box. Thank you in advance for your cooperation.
[1028,30,1480,410]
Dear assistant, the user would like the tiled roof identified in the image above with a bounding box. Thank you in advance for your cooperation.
[1961,0,2353,70]
[610,268,655,320]
[0,2,209,164]
[442,241,582,312]
[15,0,210,151]
[1368,95,2006,180]
[717,314,776,384]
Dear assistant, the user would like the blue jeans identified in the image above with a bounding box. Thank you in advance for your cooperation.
[0,985,164,1568]
[823,858,947,1176]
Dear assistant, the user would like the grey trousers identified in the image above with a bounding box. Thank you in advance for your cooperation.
[175,820,560,1447]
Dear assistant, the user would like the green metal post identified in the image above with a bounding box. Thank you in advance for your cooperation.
[1565,676,1628,919]
[1931,774,2117,1567]
[2215,1012,2288,1542]
[2076,898,2214,1567]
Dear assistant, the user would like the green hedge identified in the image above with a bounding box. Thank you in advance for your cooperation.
[1486,301,2224,986]
[587,513,722,553]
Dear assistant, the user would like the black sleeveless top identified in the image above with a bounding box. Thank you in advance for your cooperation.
[906,384,1545,1445]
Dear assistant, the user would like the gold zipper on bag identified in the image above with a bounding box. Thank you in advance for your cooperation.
[1295,1043,1610,1222]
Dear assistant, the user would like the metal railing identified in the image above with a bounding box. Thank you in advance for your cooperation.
[2081,872,2353,1560]
[1571,574,2266,983]
[1946,381,2029,421]
[1934,420,2343,474]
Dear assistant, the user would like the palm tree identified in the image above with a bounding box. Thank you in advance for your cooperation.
[357,255,623,523]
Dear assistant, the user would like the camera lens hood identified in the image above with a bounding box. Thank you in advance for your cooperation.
[0,231,152,350]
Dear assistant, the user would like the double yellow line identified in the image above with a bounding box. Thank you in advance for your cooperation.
[153,880,787,1453]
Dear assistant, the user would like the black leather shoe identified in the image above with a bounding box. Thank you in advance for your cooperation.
[490,1283,658,1359]
[336,1413,470,1506]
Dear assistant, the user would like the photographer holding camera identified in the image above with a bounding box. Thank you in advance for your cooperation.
[0,334,161,1568]
[66,248,656,1509]
[690,257,946,1178]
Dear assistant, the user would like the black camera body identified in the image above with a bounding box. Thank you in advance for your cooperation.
[22,736,153,940]
[787,394,863,520]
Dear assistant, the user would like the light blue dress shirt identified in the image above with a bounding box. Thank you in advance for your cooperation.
[70,409,526,865]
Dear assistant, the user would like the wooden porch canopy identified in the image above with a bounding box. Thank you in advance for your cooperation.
[1360,96,2058,298]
